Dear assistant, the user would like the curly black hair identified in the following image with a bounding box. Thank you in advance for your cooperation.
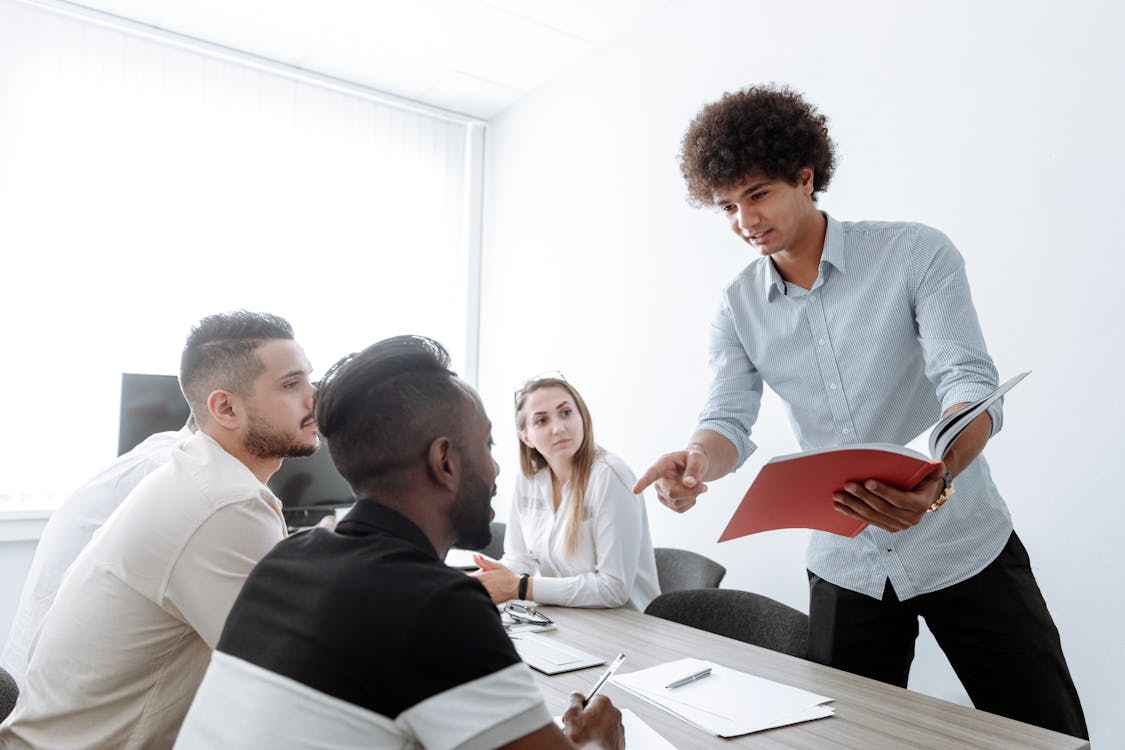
[679,84,836,207]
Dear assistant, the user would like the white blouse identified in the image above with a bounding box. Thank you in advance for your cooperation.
[500,450,660,611]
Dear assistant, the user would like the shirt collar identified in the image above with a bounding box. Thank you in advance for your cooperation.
[822,212,847,275]
[337,499,440,560]
[762,212,847,300]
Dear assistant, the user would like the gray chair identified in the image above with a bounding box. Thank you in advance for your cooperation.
[480,521,505,560]
[653,547,726,593]
[644,588,809,659]
[0,665,18,723]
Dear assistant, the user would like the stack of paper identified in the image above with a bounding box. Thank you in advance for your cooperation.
[611,658,833,737]
[510,633,605,675]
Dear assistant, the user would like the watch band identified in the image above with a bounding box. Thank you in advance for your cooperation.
[518,573,529,600]
[927,470,955,513]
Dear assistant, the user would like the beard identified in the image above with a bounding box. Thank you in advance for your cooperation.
[450,471,495,551]
[243,411,319,460]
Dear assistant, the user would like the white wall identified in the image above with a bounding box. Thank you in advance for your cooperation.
[478,0,1125,746]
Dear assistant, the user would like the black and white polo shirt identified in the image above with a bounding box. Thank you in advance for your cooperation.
[174,501,551,749]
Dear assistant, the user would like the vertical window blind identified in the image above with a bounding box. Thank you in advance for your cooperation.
[0,0,480,504]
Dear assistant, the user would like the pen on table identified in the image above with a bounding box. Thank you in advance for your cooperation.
[664,666,712,690]
[583,653,626,706]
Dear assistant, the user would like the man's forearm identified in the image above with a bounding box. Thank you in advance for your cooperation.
[941,404,993,478]
[686,429,739,481]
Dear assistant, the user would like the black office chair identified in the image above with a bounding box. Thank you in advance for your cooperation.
[0,665,18,723]
[480,521,506,560]
[644,588,809,659]
[653,547,726,593]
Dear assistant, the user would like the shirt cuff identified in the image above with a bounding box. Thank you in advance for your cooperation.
[986,400,1004,437]
[941,382,996,412]
[530,576,566,606]
[941,384,1004,438]
[694,421,757,471]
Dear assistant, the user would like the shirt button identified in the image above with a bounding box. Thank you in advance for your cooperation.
[809,294,816,301]
[818,338,826,346]
[881,548,892,556]
[830,383,838,390]
[841,427,850,435]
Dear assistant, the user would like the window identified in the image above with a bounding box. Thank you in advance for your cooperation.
[0,0,482,504]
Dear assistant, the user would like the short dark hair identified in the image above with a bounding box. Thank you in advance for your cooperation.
[679,84,837,207]
[315,335,469,496]
[179,311,294,420]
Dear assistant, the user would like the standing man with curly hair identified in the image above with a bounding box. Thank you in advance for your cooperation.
[635,85,1087,740]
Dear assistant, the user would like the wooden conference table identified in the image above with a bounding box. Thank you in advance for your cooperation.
[529,606,1089,750]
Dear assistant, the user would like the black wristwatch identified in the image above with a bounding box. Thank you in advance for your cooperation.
[518,573,529,601]
[927,470,955,513]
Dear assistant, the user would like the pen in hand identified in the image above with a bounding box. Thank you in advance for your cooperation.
[664,666,712,689]
[583,653,626,706]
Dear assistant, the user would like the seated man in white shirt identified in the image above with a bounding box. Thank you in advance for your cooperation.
[0,418,194,688]
[175,335,624,750]
[0,311,320,749]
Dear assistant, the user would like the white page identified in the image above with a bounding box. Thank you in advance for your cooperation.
[612,658,832,737]
[511,632,604,674]
[444,547,478,569]
[554,709,679,750]
[616,685,833,738]
[620,709,679,749]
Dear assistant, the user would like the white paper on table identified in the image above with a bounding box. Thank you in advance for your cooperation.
[554,709,678,750]
[620,708,679,749]
[445,547,479,569]
[610,658,833,737]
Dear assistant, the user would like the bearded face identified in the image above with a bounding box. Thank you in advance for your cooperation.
[243,405,319,460]
[449,458,496,551]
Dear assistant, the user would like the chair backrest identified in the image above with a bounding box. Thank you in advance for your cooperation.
[653,547,726,593]
[0,665,18,723]
[480,521,506,561]
[644,588,809,659]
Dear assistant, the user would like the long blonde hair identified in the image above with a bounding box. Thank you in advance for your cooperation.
[515,377,597,559]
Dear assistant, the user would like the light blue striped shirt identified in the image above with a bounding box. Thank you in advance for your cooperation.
[698,214,1013,600]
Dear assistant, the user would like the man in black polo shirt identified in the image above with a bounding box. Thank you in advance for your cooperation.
[175,335,624,750]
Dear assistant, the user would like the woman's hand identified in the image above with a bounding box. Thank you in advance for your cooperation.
[469,555,524,603]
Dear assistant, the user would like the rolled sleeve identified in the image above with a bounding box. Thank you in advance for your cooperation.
[695,296,763,470]
[399,580,551,750]
[911,226,1000,416]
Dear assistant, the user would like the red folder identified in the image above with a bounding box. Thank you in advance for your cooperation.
[718,446,939,541]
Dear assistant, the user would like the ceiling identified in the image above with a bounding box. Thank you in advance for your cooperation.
[65,0,669,120]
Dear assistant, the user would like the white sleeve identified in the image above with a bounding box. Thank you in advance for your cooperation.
[498,482,538,574]
[162,500,285,648]
[532,464,643,608]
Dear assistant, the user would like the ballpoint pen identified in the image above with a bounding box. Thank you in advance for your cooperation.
[583,653,626,705]
[664,666,712,689]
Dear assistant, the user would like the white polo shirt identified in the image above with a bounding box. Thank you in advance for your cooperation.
[174,501,551,749]
[0,432,287,749]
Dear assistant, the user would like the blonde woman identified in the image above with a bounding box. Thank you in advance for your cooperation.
[472,375,659,611]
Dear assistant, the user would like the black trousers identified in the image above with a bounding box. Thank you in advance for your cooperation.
[808,531,1088,740]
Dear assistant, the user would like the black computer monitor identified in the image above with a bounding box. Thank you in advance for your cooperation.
[118,373,355,525]
[118,373,192,456]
